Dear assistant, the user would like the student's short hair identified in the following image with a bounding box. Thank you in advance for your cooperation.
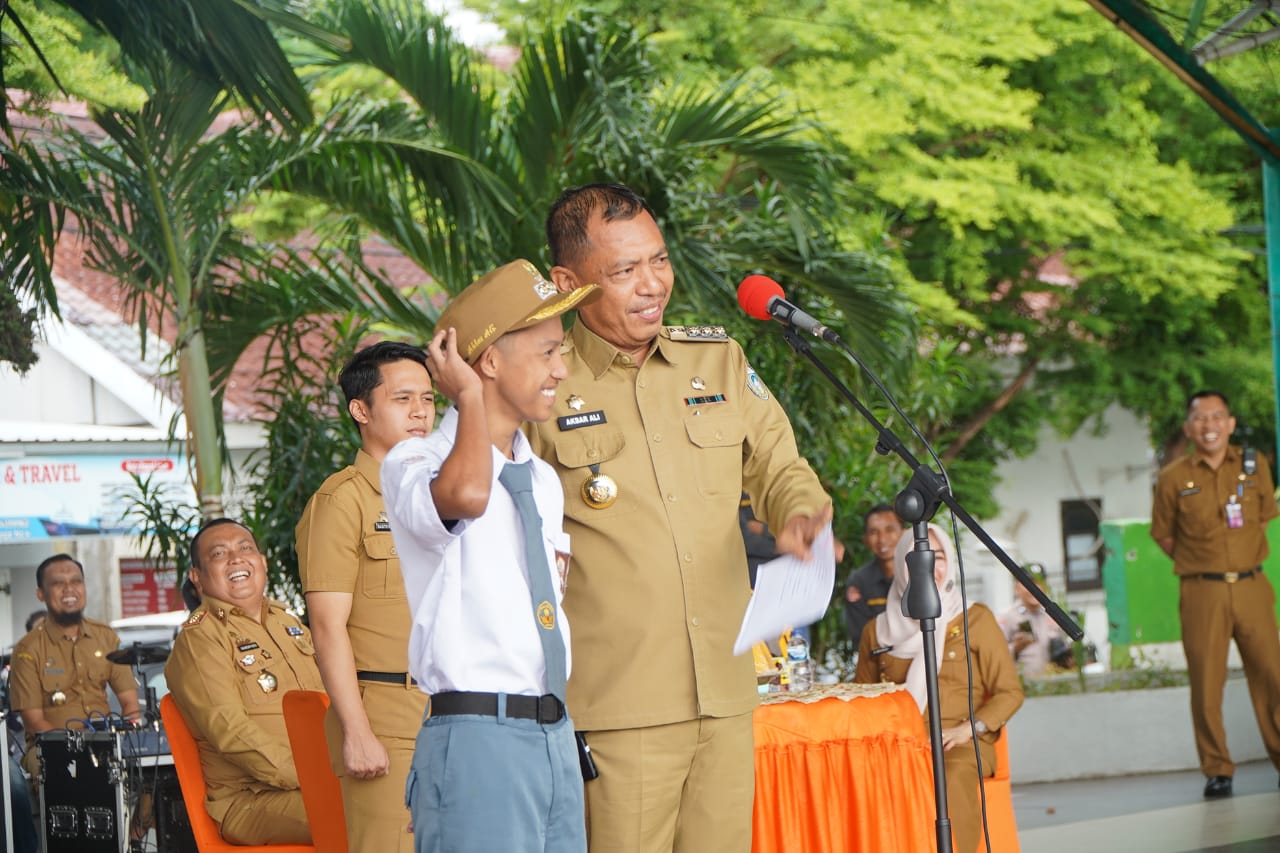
[546,183,656,268]
[338,341,429,425]
[36,554,83,589]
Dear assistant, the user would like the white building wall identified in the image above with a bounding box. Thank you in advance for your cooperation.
[956,404,1154,662]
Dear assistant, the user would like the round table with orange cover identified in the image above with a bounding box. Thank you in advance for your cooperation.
[752,683,937,853]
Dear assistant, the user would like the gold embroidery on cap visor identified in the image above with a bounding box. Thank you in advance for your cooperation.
[523,284,600,324]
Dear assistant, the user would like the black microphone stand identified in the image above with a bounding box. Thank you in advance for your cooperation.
[775,325,1082,852]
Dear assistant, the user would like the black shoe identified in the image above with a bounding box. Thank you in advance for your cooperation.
[1204,775,1233,798]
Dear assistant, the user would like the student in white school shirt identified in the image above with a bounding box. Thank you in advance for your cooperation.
[381,260,601,853]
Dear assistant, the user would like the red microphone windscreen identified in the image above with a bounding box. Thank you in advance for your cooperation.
[737,274,784,321]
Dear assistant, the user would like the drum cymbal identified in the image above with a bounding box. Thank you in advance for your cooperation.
[106,642,170,666]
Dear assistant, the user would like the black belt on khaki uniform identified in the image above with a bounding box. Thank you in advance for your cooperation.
[429,691,565,724]
[355,670,417,687]
[1196,567,1260,583]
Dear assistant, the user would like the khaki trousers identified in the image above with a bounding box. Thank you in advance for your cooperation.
[583,713,754,853]
[943,734,996,853]
[1179,572,1280,777]
[217,789,310,845]
[324,686,421,853]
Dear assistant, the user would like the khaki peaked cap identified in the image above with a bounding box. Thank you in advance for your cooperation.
[438,259,600,363]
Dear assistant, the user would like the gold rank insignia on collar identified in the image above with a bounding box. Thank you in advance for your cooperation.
[667,325,728,341]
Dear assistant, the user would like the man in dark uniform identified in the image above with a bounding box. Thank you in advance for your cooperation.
[530,183,832,853]
[165,519,325,845]
[843,504,903,646]
[1151,390,1280,798]
[297,341,432,852]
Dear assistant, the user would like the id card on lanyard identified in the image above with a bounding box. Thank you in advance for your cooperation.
[1227,486,1244,529]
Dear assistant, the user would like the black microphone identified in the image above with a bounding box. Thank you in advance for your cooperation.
[737,275,840,343]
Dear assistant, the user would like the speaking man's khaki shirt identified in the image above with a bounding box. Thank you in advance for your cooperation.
[528,321,829,731]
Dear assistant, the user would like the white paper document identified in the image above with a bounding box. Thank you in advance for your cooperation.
[733,524,837,655]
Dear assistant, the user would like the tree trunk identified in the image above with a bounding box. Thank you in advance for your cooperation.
[177,322,224,519]
[939,358,1040,462]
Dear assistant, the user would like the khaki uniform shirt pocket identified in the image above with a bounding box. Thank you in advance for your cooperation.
[553,429,633,518]
[360,532,404,599]
[235,653,280,709]
[1177,486,1221,540]
[685,415,746,498]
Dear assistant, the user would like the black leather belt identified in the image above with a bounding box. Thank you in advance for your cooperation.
[1198,568,1260,583]
[430,691,565,724]
[355,670,417,687]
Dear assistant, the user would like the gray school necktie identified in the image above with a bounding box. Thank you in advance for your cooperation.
[497,460,567,701]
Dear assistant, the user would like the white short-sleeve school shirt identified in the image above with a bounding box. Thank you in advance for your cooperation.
[382,407,572,697]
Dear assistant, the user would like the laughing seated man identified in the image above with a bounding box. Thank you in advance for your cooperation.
[164,519,326,845]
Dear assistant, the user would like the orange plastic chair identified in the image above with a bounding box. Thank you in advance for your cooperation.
[159,694,314,853]
[977,727,1020,852]
[283,690,349,853]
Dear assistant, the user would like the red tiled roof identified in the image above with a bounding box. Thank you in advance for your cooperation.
[50,230,434,423]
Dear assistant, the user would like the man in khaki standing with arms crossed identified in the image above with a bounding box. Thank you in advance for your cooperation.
[531,183,831,852]
[1151,389,1280,799]
[297,341,434,851]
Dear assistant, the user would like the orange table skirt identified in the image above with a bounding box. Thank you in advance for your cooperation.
[752,686,936,853]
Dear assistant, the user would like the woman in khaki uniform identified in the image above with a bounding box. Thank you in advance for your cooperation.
[855,524,1023,853]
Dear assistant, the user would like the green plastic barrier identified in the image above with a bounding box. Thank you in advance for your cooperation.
[1103,519,1280,661]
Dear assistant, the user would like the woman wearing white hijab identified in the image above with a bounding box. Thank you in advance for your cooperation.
[854,523,1023,853]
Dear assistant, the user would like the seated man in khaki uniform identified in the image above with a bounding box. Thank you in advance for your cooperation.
[165,519,326,845]
[11,554,141,774]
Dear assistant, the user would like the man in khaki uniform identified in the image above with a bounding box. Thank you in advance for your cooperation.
[165,519,325,845]
[11,554,141,774]
[530,183,832,853]
[1151,389,1280,799]
[297,341,433,852]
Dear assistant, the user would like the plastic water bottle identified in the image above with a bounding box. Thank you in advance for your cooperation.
[786,633,813,692]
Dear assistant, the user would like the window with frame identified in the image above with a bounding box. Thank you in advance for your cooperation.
[1062,498,1103,591]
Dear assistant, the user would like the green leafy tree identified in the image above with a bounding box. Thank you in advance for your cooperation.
[466,0,1274,461]
[0,6,500,518]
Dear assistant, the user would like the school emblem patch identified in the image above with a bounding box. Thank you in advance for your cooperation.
[537,601,556,630]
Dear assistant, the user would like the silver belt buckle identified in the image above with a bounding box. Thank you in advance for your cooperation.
[1224,572,1239,583]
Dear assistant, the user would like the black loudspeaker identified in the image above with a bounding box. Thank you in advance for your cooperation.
[152,766,196,853]
[36,731,125,853]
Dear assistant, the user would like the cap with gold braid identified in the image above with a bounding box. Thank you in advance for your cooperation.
[438,260,601,364]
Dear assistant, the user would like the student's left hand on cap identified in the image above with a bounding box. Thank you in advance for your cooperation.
[775,505,834,562]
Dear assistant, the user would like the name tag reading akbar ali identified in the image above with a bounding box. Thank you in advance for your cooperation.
[558,410,607,431]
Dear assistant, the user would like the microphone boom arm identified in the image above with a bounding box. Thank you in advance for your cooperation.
[775,326,1083,639]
